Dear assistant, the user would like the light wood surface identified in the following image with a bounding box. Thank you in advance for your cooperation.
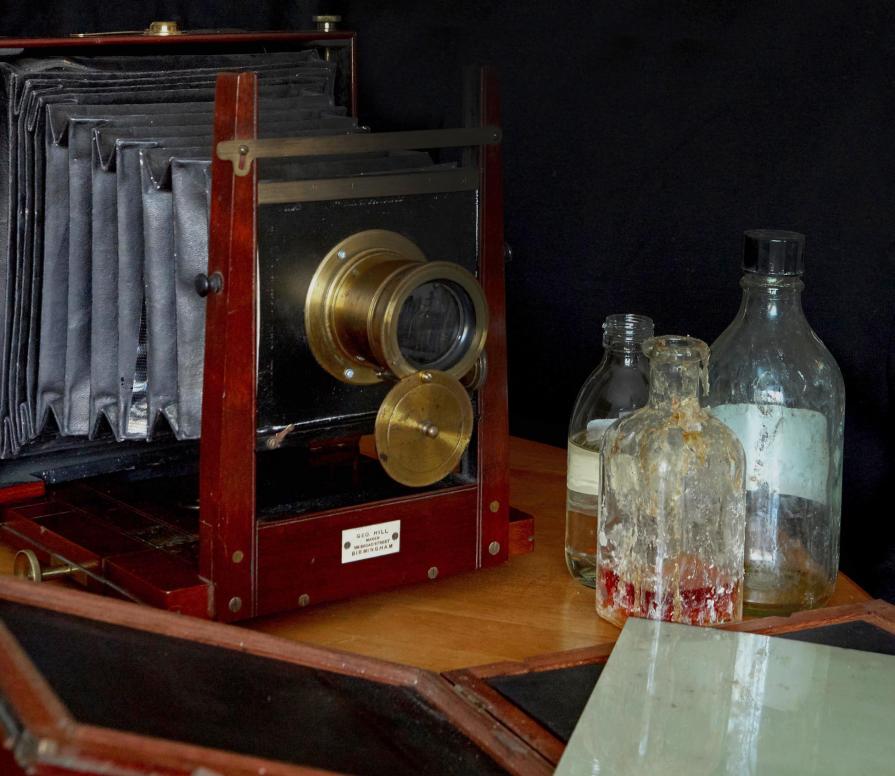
[0,437,871,672]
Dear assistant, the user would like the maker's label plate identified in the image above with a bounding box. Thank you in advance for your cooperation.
[341,520,401,564]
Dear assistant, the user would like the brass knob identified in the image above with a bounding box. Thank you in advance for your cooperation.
[313,15,342,31]
[305,230,489,385]
[146,21,181,36]
[13,550,79,583]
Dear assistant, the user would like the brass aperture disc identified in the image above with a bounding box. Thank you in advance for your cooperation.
[375,371,473,487]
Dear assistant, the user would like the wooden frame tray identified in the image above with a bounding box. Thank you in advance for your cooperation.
[444,600,895,767]
[0,577,552,776]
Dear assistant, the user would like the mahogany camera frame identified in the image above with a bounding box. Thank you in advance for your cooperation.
[0,30,524,621]
[202,67,511,622]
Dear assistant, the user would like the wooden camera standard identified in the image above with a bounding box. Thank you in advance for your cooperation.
[0,25,530,622]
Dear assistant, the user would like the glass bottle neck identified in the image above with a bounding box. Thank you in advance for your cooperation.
[737,273,807,322]
[648,360,704,408]
[603,342,646,367]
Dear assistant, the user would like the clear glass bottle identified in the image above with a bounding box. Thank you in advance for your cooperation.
[708,230,845,615]
[565,314,653,587]
[596,336,746,628]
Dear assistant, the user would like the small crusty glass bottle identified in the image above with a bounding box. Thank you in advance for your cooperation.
[596,335,746,627]
[565,314,653,588]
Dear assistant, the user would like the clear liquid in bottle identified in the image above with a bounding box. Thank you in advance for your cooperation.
[565,430,603,587]
[565,313,653,589]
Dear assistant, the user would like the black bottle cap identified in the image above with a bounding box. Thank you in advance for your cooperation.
[742,229,805,276]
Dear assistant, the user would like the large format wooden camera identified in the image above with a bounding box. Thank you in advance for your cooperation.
[0,24,529,621]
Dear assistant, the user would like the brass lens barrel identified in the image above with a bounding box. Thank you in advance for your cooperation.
[306,230,488,384]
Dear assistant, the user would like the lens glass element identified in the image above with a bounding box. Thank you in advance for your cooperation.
[396,280,476,370]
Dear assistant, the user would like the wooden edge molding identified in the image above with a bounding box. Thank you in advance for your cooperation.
[447,671,565,767]
[726,599,895,636]
[416,672,554,776]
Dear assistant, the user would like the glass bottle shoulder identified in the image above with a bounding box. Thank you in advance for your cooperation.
[568,356,650,433]
[603,404,745,467]
[709,316,844,412]
[601,404,745,523]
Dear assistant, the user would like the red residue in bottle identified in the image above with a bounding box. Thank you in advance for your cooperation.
[599,567,740,626]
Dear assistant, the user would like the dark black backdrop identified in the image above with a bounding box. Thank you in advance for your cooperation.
[4,1,893,600]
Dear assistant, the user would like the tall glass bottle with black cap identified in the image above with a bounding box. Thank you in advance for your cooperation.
[708,230,845,615]
[566,313,653,587]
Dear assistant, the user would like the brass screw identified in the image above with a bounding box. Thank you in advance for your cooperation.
[427,566,439,580]
[238,144,250,156]
[228,596,242,613]
[298,594,311,607]
[489,500,500,513]
[232,550,244,564]
[488,541,501,556]
[420,371,433,383]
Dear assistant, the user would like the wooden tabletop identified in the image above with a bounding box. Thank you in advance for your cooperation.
[0,437,870,672]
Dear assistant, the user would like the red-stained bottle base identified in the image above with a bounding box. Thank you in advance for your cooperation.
[598,568,741,627]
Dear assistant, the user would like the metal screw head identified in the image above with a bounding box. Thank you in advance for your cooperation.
[488,541,501,556]
[427,566,439,580]
[420,371,433,383]
[344,367,355,380]
[503,243,514,263]
[337,249,348,260]
[298,594,311,607]
[238,144,250,156]
[489,500,500,513]
[231,550,244,564]
[228,596,242,613]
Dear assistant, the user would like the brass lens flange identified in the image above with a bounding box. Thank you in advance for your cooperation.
[305,230,488,384]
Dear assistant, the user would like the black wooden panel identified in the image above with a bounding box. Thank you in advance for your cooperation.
[256,189,478,433]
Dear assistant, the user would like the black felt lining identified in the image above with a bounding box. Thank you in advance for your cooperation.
[488,663,604,743]
[775,620,895,656]
[0,602,507,775]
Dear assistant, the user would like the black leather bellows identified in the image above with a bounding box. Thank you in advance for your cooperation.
[0,49,436,459]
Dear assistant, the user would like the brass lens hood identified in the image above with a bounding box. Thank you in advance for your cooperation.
[306,229,488,384]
